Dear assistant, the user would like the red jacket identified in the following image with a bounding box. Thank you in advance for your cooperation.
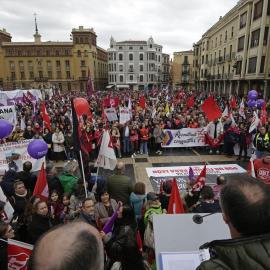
[83,131,94,152]
[254,159,270,186]
[140,128,149,140]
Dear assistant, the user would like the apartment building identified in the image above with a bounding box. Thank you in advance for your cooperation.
[193,0,270,98]
[0,26,108,92]
[107,36,164,91]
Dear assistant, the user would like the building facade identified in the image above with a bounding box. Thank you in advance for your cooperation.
[0,26,108,92]
[172,50,194,89]
[107,36,164,91]
[193,0,270,98]
[161,53,171,89]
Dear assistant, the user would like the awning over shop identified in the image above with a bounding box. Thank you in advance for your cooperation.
[116,85,129,88]
[106,85,114,89]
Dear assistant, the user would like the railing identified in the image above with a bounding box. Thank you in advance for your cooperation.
[34,77,48,82]
[128,69,134,72]
[79,77,88,80]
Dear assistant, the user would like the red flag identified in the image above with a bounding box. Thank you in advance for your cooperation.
[87,109,93,123]
[27,90,35,101]
[78,116,84,131]
[103,97,119,108]
[98,216,102,232]
[184,103,188,113]
[205,133,224,147]
[187,95,194,107]
[22,93,29,105]
[42,101,52,133]
[230,95,237,109]
[167,178,185,214]
[159,181,163,192]
[192,165,206,192]
[201,96,222,122]
[137,231,144,255]
[139,97,146,109]
[8,239,33,270]
[102,106,107,123]
[33,163,49,201]
[260,101,266,126]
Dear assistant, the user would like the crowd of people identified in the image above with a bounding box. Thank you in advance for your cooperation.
[1,87,270,269]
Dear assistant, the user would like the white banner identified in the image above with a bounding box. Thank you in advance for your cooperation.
[104,108,118,122]
[233,134,256,159]
[119,108,130,124]
[0,140,45,175]
[146,164,246,178]
[162,128,206,148]
[0,105,15,124]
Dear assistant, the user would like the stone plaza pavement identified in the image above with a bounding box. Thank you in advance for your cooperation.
[53,147,249,192]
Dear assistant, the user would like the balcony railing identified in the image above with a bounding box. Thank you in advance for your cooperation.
[79,77,88,81]
[128,68,134,72]
[34,77,48,82]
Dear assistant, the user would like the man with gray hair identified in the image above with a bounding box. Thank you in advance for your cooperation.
[59,162,78,194]
[28,222,104,270]
[45,165,64,195]
[105,162,133,204]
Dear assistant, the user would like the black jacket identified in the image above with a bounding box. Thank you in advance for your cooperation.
[46,174,64,195]
[15,171,37,192]
[193,200,221,213]
[23,131,35,140]
[77,212,99,230]
[28,213,58,245]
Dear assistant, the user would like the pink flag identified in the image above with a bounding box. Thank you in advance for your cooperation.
[87,67,94,96]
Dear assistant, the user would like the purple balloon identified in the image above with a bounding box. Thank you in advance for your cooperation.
[168,97,171,101]
[27,139,48,159]
[248,90,258,100]
[97,91,101,94]
[248,100,256,108]
[0,119,13,139]
[257,99,265,108]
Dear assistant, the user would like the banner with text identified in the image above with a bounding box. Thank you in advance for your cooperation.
[119,108,130,124]
[162,128,207,148]
[104,108,118,122]
[0,105,15,124]
[0,140,45,175]
[146,164,246,193]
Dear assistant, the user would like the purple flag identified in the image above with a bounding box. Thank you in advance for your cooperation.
[189,167,195,179]
[87,67,94,96]
[102,202,121,235]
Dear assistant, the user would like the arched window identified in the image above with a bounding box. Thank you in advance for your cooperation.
[56,50,59,56]
[9,51,12,56]
[37,50,41,56]
[65,50,68,56]
[46,50,50,56]
[75,37,79,44]
[80,37,83,44]
[28,50,31,56]
[18,50,22,56]
[85,37,88,44]
[84,50,88,56]
[78,50,81,56]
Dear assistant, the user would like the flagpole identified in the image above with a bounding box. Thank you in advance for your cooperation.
[79,150,88,197]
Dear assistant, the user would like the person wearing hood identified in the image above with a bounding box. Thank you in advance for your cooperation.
[59,162,78,194]
[0,168,17,198]
[224,123,239,158]
[130,182,147,241]
[193,186,221,213]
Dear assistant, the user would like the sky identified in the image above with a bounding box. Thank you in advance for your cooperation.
[0,0,237,59]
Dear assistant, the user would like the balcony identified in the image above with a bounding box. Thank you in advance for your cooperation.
[149,68,156,72]
[182,70,190,75]
[218,56,225,63]
[79,77,88,81]
[34,77,48,82]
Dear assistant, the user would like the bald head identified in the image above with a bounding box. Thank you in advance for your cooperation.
[116,162,125,173]
[28,222,104,270]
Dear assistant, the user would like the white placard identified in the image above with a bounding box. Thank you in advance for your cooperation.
[0,105,15,124]
[119,108,130,124]
[104,108,118,122]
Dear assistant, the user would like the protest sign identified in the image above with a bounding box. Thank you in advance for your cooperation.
[0,105,15,124]
[104,108,118,122]
[119,108,130,124]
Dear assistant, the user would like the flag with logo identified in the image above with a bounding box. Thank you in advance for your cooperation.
[167,178,185,214]
[205,133,224,148]
[87,109,93,123]
[239,98,246,119]
[42,102,52,133]
[0,186,14,222]
[102,202,121,237]
[33,163,49,201]
[103,97,119,108]
[27,91,36,102]
[191,165,206,192]
[249,111,260,133]
[95,129,117,170]
[260,101,266,126]
[8,239,33,270]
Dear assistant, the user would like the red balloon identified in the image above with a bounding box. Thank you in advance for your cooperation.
[74,98,89,116]
[179,93,183,98]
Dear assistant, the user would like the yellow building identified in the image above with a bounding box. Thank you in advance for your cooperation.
[0,25,108,92]
[172,50,194,90]
[193,0,270,98]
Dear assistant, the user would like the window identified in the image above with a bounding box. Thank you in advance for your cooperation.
[48,71,52,78]
[75,37,79,44]
[238,36,245,51]
[254,0,263,20]
[68,83,71,91]
[263,27,269,45]
[8,51,12,56]
[37,50,41,56]
[85,37,88,44]
[9,61,15,69]
[139,46,143,50]
[80,83,84,91]
[81,70,86,77]
[248,57,257,73]
[231,26,234,37]
[129,46,133,50]
[65,60,70,68]
[56,50,59,56]
[30,71,34,79]
[220,34,222,44]
[129,75,133,80]
[236,61,242,75]
[215,37,217,47]
[119,46,123,50]
[28,61,33,70]
[27,50,31,56]
[20,72,25,79]
[184,56,188,63]
[56,61,61,68]
[120,75,123,82]
[19,61,24,69]
[140,54,143,61]
[77,50,81,56]
[57,71,61,79]
[140,75,143,82]
[240,12,247,29]
[84,50,88,56]
[202,55,204,64]
[81,60,86,67]
[80,37,83,44]
[47,61,52,69]
[119,65,123,72]
[65,50,69,56]
[251,29,260,47]
[66,71,71,78]
[39,71,43,78]
[268,0,270,15]
[150,44,152,48]
[260,56,266,73]
[46,50,50,56]
[140,65,143,71]
[18,50,22,56]
[11,72,16,79]
[119,54,123,61]
[225,31,227,41]
[158,55,160,62]
[129,54,133,61]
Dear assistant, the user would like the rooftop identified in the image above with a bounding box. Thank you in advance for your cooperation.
[174,50,193,54]
[117,40,147,44]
